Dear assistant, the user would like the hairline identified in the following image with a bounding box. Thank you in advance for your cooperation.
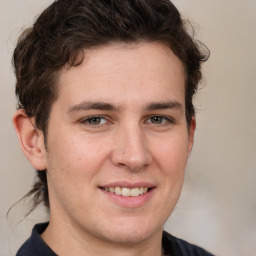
[42,39,190,136]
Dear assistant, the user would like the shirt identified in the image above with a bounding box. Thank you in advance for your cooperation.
[16,222,214,256]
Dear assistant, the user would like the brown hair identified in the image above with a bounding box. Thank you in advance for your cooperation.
[13,0,209,213]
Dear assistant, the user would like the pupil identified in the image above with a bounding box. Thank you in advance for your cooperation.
[90,117,101,125]
[152,116,162,124]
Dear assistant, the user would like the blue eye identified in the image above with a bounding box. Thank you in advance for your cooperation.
[148,116,171,124]
[83,116,107,125]
[150,116,165,124]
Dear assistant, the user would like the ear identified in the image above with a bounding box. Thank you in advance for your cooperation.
[187,116,196,156]
[13,109,47,170]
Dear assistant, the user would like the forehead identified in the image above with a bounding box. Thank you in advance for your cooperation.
[56,42,186,107]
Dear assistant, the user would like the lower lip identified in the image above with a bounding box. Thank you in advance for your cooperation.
[100,188,155,208]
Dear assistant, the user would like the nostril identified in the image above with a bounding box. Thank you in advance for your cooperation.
[110,136,152,171]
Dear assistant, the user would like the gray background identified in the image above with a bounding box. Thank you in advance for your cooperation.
[1,0,256,255]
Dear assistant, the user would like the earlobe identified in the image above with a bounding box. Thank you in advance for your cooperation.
[188,117,196,156]
[12,109,47,170]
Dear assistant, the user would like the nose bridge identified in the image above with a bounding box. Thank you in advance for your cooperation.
[111,121,152,170]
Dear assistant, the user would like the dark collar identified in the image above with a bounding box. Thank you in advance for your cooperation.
[16,222,57,256]
[17,222,214,256]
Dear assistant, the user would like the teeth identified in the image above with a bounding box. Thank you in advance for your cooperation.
[131,188,139,197]
[104,187,149,197]
[115,187,122,195]
[122,188,131,197]
[109,187,115,193]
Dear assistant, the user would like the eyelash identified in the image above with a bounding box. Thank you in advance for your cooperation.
[146,115,174,125]
[79,115,174,127]
[80,116,108,126]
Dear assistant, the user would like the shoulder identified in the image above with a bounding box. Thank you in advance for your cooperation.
[16,223,56,256]
[162,231,215,256]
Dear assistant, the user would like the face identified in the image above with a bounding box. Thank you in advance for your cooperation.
[40,42,195,246]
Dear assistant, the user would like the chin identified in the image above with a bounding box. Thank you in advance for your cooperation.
[98,220,162,245]
[104,231,153,245]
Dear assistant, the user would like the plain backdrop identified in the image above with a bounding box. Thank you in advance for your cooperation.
[1,1,256,255]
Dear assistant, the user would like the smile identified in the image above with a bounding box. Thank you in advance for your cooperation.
[101,187,149,197]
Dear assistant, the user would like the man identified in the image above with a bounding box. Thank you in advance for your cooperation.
[12,0,212,255]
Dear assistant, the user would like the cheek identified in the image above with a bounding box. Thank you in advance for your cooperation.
[149,134,189,223]
[46,132,110,184]
[45,136,100,211]
[154,132,189,175]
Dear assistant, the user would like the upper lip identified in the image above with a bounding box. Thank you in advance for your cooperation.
[99,181,155,189]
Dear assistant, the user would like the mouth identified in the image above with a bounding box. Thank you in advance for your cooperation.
[99,186,153,197]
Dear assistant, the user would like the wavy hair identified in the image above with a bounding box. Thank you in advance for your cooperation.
[13,0,209,213]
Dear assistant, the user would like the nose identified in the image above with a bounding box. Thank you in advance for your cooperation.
[111,125,152,171]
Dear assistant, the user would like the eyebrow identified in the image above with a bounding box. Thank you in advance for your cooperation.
[67,101,120,114]
[67,100,183,114]
[144,101,183,112]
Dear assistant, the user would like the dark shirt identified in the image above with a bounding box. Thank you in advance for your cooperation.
[16,222,214,256]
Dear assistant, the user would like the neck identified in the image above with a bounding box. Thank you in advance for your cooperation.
[41,218,163,256]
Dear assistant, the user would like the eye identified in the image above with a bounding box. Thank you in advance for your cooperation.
[82,116,107,125]
[146,116,172,125]
[150,116,165,124]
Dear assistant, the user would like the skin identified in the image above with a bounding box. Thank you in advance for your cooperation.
[13,42,195,256]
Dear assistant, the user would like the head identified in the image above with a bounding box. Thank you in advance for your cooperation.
[13,0,208,221]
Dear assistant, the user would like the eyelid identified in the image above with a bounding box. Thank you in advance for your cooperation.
[78,114,175,127]
[144,115,175,124]
[79,115,109,125]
